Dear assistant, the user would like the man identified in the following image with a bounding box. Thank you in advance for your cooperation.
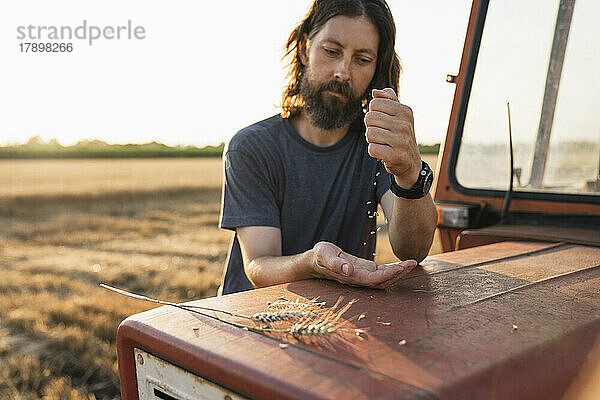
[219,0,437,295]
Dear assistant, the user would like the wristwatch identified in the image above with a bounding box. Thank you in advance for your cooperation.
[389,160,433,199]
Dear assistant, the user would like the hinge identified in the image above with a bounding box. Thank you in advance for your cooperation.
[446,74,458,84]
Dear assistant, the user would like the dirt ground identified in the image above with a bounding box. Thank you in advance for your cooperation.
[0,156,438,399]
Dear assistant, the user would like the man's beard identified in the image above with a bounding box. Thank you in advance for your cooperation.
[299,73,365,131]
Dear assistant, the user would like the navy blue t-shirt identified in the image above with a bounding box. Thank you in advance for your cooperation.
[219,114,391,294]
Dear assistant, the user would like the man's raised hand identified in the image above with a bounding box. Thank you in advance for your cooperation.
[365,88,422,189]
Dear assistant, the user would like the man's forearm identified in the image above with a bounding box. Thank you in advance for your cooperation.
[387,193,437,263]
[245,250,316,289]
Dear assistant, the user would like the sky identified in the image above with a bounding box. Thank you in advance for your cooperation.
[0,0,472,147]
[455,0,600,190]
[461,0,600,145]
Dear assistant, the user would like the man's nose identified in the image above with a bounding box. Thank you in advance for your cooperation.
[334,58,351,82]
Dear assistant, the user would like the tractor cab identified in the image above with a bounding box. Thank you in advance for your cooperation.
[435,0,600,250]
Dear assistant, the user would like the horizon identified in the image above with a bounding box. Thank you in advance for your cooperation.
[1,135,446,148]
[1,135,226,148]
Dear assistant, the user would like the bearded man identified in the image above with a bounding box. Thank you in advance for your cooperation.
[219,0,437,295]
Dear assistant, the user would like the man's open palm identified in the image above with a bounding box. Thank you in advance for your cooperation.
[313,242,417,289]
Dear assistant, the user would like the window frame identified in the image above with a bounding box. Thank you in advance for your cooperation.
[447,0,600,205]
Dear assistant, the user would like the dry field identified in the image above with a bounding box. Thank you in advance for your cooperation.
[0,155,439,399]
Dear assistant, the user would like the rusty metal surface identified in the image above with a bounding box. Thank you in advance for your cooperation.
[117,241,600,399]
[424,240,556,269]
[458,224,600,249]
[118,303,430,400]
[478,243,600,282]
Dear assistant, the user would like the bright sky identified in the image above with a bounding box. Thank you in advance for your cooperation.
[0,0,472,147]
[461,0,600,145]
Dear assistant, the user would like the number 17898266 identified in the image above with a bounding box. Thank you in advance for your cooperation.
[19,42,73,52]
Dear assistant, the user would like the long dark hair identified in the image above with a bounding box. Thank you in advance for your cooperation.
[281,0,401,118]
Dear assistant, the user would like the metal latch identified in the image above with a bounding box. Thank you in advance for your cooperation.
[446,74,458,83]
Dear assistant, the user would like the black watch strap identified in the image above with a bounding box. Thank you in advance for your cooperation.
[389,160,434,199]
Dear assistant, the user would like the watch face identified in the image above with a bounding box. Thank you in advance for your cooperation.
[420,162,433,197]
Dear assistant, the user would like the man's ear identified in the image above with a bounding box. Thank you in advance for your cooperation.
[299,34,309,66]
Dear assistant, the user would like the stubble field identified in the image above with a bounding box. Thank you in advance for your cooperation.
[0,155,439,399]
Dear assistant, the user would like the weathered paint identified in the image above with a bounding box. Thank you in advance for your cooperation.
[117,241,600,399]
[457,225,600,251]
[134,348,248,400]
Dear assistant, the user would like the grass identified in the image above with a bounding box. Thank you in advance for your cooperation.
[0,155,439,399]
[0,159,230,399]
[0,158,222,198]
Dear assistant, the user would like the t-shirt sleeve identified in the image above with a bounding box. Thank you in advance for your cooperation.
[219,149,281,230]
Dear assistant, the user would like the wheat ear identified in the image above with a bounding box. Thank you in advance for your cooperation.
[266,297,326,312]
[100,284,309,323]
[268,297,358,338]
[101,284,360,340]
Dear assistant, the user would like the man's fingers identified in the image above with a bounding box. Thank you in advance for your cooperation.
[340,260,354,276]
[360,260,417,288]
[382,260,418,269]
[369,97,400,116]
[326,256,354,277]
[379,260,418,276]
[314,244,354,277]
[379,261,414,280]
[367,142,394,161]
[313,243,418,287]
[365,126,394,145]
[339,252,376,272]
[374,260,418,289]
[350,262,405,286]
[370,90,414,125]
[325,259,416,288]
[365,110,414,133]
[372,88,398,101]
[364,110,397,131]
[369,98,413,122]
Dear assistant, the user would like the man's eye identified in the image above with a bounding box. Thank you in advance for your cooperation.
[324,48,338,56]
[358,58,373,64]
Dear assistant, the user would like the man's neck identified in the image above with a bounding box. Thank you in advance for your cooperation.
[289,111,351,147]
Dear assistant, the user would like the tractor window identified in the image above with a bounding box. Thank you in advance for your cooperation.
[455,0,600,196]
